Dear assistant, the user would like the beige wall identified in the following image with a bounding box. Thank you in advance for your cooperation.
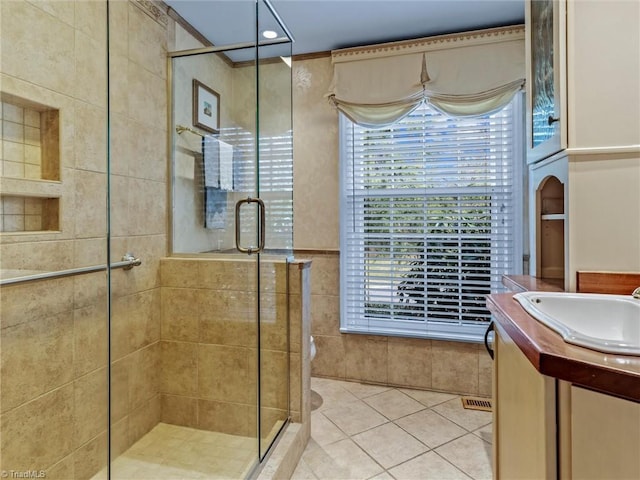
[170,28,238,254]
[0,1,168,477]
[292,56,492,396]
[292,57,340,250]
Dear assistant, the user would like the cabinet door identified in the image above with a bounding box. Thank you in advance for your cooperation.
[493,326,557,479]
[526,0,567,163]
[571,386,640,479]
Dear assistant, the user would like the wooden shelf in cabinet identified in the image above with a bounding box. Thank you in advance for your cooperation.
[540,214,565,221]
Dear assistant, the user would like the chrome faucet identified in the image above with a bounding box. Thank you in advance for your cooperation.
[633,287,640,299]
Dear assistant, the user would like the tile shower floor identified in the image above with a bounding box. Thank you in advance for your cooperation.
[92,423,255,480]
[292,377,493,480]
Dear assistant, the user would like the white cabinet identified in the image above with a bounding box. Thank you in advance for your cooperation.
[525,0,566,163]
[525,0,640,164]
[525,0,640,284]
[493,323,640,479]
[492,324,557,479]
[569,386,640,479]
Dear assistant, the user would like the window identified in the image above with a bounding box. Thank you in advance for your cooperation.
[226,127,293,250]
[340,97,523,342]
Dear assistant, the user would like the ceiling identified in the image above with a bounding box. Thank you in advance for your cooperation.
[166,0,524,60]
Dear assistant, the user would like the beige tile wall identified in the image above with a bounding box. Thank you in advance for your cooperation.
[159,257,310,439]
[0,102,42,180]
[303,251,492,397]
[0,1,169,478]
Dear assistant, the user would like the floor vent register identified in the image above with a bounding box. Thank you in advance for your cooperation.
[461,396,492,412]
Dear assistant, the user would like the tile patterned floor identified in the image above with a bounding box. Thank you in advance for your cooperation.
[292,377,493,480]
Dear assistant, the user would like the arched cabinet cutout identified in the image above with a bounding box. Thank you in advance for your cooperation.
[536,175,565,282]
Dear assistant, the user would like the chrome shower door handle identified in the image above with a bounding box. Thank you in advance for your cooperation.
[235,197,266,254]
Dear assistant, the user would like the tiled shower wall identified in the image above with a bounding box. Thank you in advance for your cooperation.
[158,257,310,437]
[0,1,169,478]
[0,102,42,180]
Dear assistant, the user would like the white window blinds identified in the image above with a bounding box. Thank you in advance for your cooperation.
[340,97,523,342]
[226,128,293,251]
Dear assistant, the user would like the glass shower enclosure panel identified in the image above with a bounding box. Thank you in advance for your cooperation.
[168,40,263,478]
[167,0,294,475]
[256,0,294,459]
[0,0,110,478]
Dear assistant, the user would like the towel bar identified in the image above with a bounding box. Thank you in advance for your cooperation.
[0,253,142,286]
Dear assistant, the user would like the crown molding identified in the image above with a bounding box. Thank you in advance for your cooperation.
[133,0,168,28]
[332,25,525,62]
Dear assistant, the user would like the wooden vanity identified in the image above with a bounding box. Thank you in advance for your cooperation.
[488,275,640,479]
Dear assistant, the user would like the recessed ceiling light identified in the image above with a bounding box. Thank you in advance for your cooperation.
[262,30,278,39]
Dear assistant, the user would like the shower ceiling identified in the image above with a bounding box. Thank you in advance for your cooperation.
[165,0,524,60]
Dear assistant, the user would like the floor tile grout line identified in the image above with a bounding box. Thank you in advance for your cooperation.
[430,429,492,454]
[310,410,351,445]
[315,385,485,447]
[362,399,430,422]
[431,449,477,480]
[347,433,392,477]
[306,381,493,480]
[320,388,461,476]
[381,448,471,480]
[428,406,479,433]
[390,403,445,424]
[319,397,392,437]
[433,446,488,480]
[342,385,393,400]
[389,415,447,452]
[313,387,436,477]
[430,432,493,479]
[397,388,462,407]
[314,378,464,411]
[304,431,388,479]
[389,402,490,449]
[430,402,493,432]
[380,446,436,475]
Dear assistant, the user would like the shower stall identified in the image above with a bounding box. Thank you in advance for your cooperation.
[0,0,301,478]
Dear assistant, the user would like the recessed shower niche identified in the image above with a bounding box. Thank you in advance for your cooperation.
[0,96,60,233]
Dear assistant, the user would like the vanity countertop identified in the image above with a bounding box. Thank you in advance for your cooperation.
[501,275,564,293]
[487,292,640,402]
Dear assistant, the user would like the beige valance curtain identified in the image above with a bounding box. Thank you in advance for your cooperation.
[328,26,525,126]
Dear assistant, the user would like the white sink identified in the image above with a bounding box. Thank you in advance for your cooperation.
[513,292,640,356]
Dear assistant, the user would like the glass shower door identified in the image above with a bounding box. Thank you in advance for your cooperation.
[255,0,294,459]
[164,0,293,475]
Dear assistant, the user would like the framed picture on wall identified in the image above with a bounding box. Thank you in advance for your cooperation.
[192,79,220,134]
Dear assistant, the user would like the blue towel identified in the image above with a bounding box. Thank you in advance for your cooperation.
[204,187,226,229]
